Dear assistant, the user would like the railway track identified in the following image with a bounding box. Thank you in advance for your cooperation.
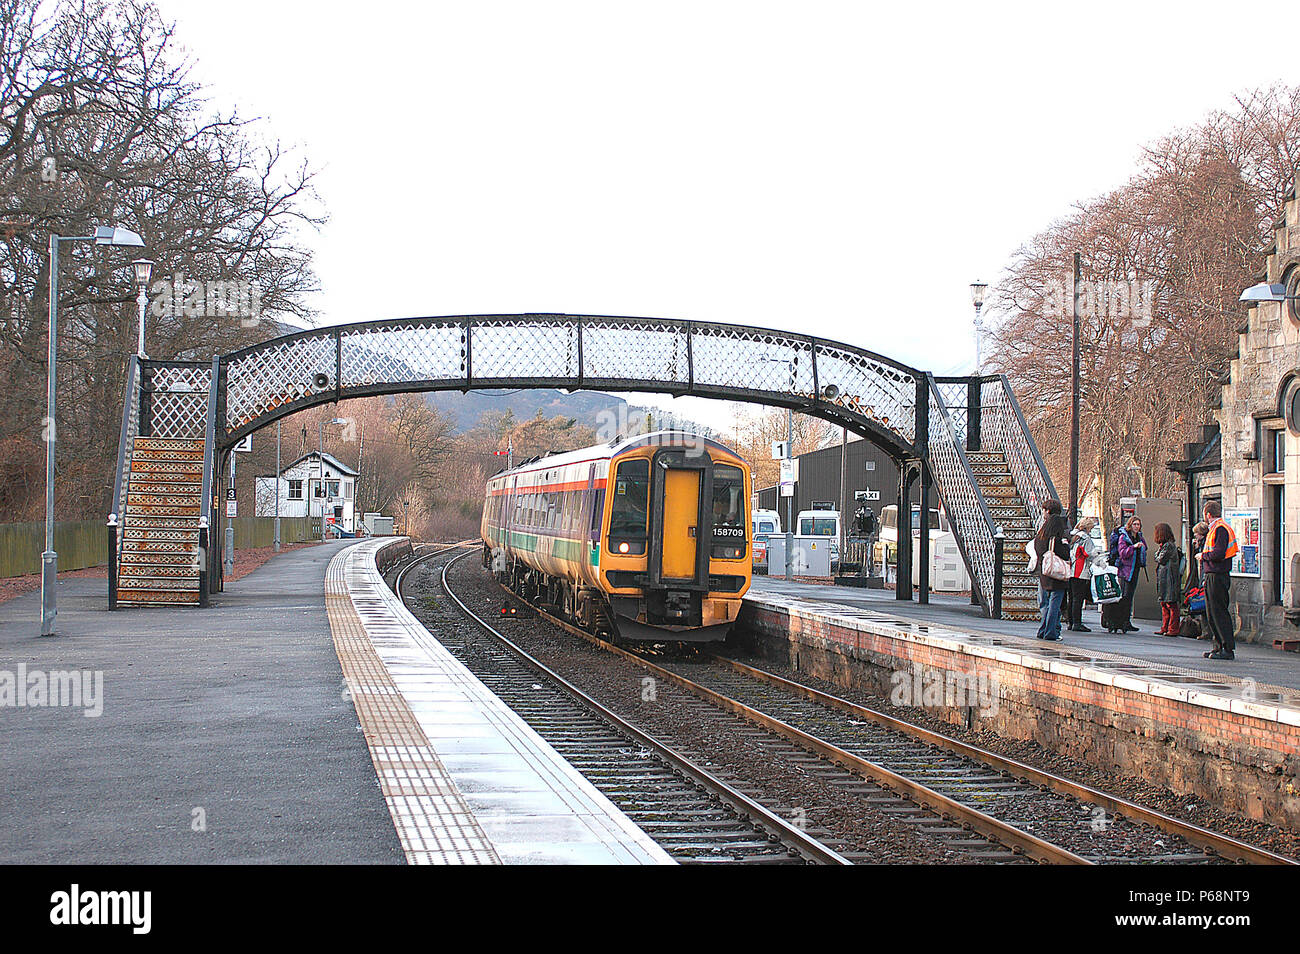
[393,545,849,865]
[449,549,1296,866]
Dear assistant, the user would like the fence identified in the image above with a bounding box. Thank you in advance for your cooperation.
[0,520,108,578]
[1,516,320,578]
[227,516,316,550]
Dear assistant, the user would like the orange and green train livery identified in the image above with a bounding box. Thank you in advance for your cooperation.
[481,431,752,642]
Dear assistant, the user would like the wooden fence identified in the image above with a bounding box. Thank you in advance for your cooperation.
[0,516,320,578]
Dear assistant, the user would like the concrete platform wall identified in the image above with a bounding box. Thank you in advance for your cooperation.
[737,599,1300,831]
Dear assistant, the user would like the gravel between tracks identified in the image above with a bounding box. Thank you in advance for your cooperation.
[725,643,1300,861]
[430,555,1019,864]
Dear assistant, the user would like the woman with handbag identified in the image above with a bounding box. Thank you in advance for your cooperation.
[1032,511,1072,641]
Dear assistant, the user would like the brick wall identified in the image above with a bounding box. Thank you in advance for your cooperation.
[738,596,1300,830]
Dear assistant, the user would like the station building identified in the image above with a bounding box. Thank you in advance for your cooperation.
[1170,184,1300,645]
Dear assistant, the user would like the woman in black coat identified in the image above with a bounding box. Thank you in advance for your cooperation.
[1033,512,1071,641]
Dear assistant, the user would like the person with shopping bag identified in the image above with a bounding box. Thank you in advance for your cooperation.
[1030,511,1072,641]
[1066,516,1098,632]
[1110,516,1147,633]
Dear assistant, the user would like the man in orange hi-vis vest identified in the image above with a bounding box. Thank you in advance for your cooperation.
[1197,500,1238,660]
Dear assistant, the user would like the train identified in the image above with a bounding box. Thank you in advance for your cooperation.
[480,431,752,642]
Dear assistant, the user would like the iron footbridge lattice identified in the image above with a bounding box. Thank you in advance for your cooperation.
[108,314,1057,618]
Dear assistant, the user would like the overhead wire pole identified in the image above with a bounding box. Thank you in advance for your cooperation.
[1069,252,1081,525]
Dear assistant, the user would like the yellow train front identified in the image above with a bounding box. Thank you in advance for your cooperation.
[481,431,752,642]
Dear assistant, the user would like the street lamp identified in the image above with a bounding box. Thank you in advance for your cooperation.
[131,259,154,358]
[969,281,988,374]
[319,417,347,542]
[42,224,145,636]
[760,354,797,581]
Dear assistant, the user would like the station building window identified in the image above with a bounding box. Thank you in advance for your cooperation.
[1286,265,1300,325]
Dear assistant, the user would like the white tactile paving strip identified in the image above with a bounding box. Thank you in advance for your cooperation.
[746,592,1300,728]
[328,540,675,865]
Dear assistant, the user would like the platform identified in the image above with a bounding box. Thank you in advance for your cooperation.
[0,538,404,863]
[740,579,1300,827]
[749,575,1300,693]
[327,538,674,865]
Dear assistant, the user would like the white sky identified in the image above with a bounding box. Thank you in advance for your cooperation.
[168,0,1296,431]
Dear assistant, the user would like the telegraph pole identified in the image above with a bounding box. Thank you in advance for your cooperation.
[1069,252,1081,525]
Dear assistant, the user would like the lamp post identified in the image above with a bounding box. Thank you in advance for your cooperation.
[131,258,154,358]
[274,420,282,552]
[969,281,988,374]
[42,225,146,636]
[760,355,797,580]
[319,417,347,542]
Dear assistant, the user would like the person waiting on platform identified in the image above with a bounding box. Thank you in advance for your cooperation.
[1109,516,1147,633]
[1153,522,1182,636]
[1066,516,1098,632]
[1198,501,1238,661]
[1032,510,1071,641]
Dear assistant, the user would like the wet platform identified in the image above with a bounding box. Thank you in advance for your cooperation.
[0,539,405,863]
[747,576,1300,720]
[327,539,673,865]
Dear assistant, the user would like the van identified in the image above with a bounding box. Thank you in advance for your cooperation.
[751,509,782,572]
[796,509,841,569]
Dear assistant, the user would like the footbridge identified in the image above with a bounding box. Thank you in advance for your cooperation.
[107,314,1057,618]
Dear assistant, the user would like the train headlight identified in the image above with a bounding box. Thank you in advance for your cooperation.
[710,543,746,560]
[618,542,630,554]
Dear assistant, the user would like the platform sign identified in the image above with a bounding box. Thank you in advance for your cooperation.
[225,488,236,517]
[1225,507,1261,578]
[779,458,798,498]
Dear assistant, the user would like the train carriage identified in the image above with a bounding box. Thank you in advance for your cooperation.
[481,431,752,642]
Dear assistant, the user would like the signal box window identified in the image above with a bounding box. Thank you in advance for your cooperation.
[287,479,303,500]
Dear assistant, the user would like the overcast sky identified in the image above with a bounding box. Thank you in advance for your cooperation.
[169,0,1295,430]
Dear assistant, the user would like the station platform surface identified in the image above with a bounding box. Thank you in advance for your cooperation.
[328,538,672,865]
[748,575,1300,708]
[0,539,404,863]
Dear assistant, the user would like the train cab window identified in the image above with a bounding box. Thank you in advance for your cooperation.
[608,459,650,555]
[711,464,747,559]
[711,465,745,529]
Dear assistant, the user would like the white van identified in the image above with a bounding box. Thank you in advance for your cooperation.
[796,509,841,569]
[751,509,782,572]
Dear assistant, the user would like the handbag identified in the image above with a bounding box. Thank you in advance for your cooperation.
[1091,563,1123,603]
[1041,546,1070,581]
